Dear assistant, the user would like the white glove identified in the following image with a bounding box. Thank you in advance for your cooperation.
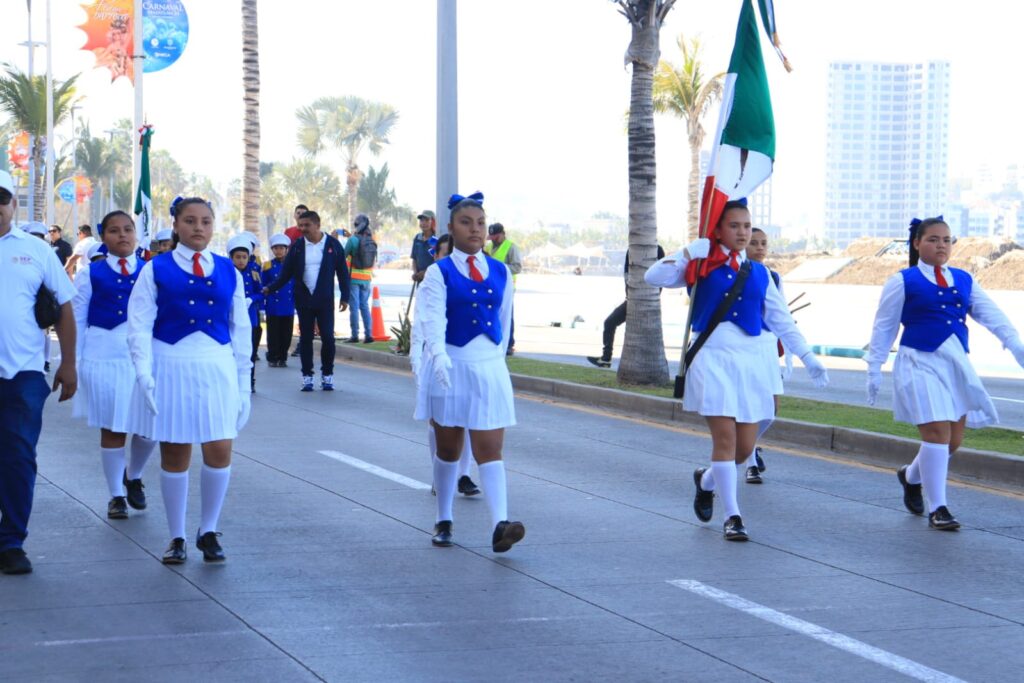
[433,353,453,390]
[781,351,794,382]
[236,392,251,431]
[244,297,252,308]
[800,352,829,389]
[683,237,711,260]
[866,370,882,406]
[138,374,158,415]
[1008,339,1024,369]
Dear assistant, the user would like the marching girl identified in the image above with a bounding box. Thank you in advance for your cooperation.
[866,216,1024,530]
[411,233,480,498]
[71,211,157,518]
[646,200,829,541]
[414,193,523,552]
[228,234,264,392]
[742,227,795,484]
[127,197,252,564]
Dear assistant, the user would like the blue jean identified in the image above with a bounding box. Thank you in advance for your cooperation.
[0,371,50,551]
[349,281,372,338]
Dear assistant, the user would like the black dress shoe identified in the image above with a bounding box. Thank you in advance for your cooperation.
[693,468,714,522]
[362,337,374,344]
[723,515,749,541]
[586,356,611,368]
[432,520,453,547]
[754,446,766,473]
[343,336,359,343]
[745,466,762,484]
[196,530,226,562]
[897,466,924,515]
[0,548,32,575]
[457,475,481,496]
[492,520,526,553]
[123,471,147,510]
[928,506,961,531]
[290,349,300,357]
[107,496,129,519]
[162,538,187,564]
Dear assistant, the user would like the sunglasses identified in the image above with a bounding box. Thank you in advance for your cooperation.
[0,191,12,206]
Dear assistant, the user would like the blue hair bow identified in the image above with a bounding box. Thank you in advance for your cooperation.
[447,191,484,210]
[169,196,184,218]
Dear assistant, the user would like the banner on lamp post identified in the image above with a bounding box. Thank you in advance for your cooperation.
[77,0,189,82]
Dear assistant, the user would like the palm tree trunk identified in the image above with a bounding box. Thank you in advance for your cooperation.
[32,146,44,222]
[346,163,360,224]
[240,0,261,237]
[617,3,670,386]
[687,129,703,242]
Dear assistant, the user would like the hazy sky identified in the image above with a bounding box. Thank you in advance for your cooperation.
[3,0,1022,238]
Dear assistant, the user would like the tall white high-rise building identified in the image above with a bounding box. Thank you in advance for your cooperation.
[824,61,950,247]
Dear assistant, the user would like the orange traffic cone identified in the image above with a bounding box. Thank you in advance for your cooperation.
[370,286,391,341]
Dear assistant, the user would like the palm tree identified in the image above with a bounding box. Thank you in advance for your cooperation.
[240,0,261,238]
[356,163,413,232]
[614,0,678,386]
[653,35,723,241]
[75,126,117,223]
[0,66,79,220]
[295,95,398,223]
[274,158,344,226]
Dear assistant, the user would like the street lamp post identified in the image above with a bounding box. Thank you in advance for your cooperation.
[45,0,55,226]
[69,104,80,233]
[436,0,458,232]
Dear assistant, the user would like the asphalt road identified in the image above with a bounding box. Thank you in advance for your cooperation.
[4,355,1023,681]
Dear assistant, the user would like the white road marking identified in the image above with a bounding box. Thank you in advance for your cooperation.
[991,395,1024,405]
[319,450,432,490]
[38,630,246,647]
[668,579,967,683]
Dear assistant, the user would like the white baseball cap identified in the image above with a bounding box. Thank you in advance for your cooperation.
[0,170,15,196]
[22,221,47,236]
[244,232,259,247]
[86,242,105,260]
[226,234,251,255]
[269,233,290,248]
[154,228,173,241]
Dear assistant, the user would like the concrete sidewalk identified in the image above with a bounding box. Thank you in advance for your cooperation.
[3,356,1023,682]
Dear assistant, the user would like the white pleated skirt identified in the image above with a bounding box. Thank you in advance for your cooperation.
[683,322,776,423]
[127,339,241,443]
[72,326,136,432]
[892,336,997,429]
[759,330,784,396]
[414,338,516,430]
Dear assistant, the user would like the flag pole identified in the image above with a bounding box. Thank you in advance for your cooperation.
[131,0,144,206]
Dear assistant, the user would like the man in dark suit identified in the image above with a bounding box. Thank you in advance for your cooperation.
[264,210,350,392]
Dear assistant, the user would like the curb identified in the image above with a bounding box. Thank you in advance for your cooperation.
[333,343,1024,490]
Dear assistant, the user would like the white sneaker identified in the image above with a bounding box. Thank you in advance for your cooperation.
[301,375,314,392]
[321,375,334,391]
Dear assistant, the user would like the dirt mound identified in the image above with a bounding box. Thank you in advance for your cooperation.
[947,255,990,274]
[764,253,807,276]
[976,250,1024,290]
[825,256,903,285]
[842,238,895,259]
[953,237,1017,261]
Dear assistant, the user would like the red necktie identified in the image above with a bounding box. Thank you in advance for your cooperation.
[728,250,740,272]
[934,266,948,288]
[467,255,484,283]
[192,252,204,276]
[118,257,129,276]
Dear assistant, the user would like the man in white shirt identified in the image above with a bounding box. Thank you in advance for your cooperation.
[65,224,98,275]
[0,170,78,575]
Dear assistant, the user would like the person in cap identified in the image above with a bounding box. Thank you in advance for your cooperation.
[228,234,264,393]
[0,170,77,575]
[263,233,295,367]
[150,228,174,255]
[71,210,157,520]
[414,192,525,553]
[484,223,523,355]
[23,222,48,240]
[263,210,350,392]
[411,210,437,283]
[343,214,377,343]
[126,196,252,564]
[87,242,106,262]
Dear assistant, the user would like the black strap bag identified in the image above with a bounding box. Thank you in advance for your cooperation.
[35,284,60,329]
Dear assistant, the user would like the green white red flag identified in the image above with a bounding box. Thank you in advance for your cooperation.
[134,125,153,246]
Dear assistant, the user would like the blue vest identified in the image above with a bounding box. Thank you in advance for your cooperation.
[240,267,263,328]
[263,260,295,316]
[689,261,769,336]
[437,255,507,347]
[761,268,781,332]
[899,266,972,353]
[152,252,235,345]
[87,258,143,330]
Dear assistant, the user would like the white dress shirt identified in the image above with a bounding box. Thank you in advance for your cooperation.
[865,261,1019,371]
[0,227,76,378]
[303,236,326,294]
[72,253,139,362]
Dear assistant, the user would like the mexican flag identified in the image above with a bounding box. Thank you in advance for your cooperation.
[134,125,153,246]
[697,0,779,244]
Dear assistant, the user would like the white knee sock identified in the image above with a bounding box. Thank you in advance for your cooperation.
[458,437,473,478]
[160,469,189,540]
[200,464,232,535]
[100,447,126,498]
[917,442,950,513]
[906,454,922,484]
[711,461,740,518]
[478,460,509,528]
[700,466,716,491]
[126,435,156,480]
[756,418,774,441]
[428,426,437,460]
[433,456,458,523]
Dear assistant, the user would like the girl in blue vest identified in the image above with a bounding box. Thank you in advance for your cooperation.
[71,210,157,520]
[646,200,829,541]
[228,234,264,392]
[866,216,1024,530]
[263,233,295,367]
[413,193,523,552]
[126,197,253,564]
[412,233,481,498]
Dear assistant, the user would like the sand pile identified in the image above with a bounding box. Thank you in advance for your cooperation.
[952,237,1017,261]
[842,237,895,259]
[764,253,807,276]
[976,250,1024,290]
[825,256,904,285]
